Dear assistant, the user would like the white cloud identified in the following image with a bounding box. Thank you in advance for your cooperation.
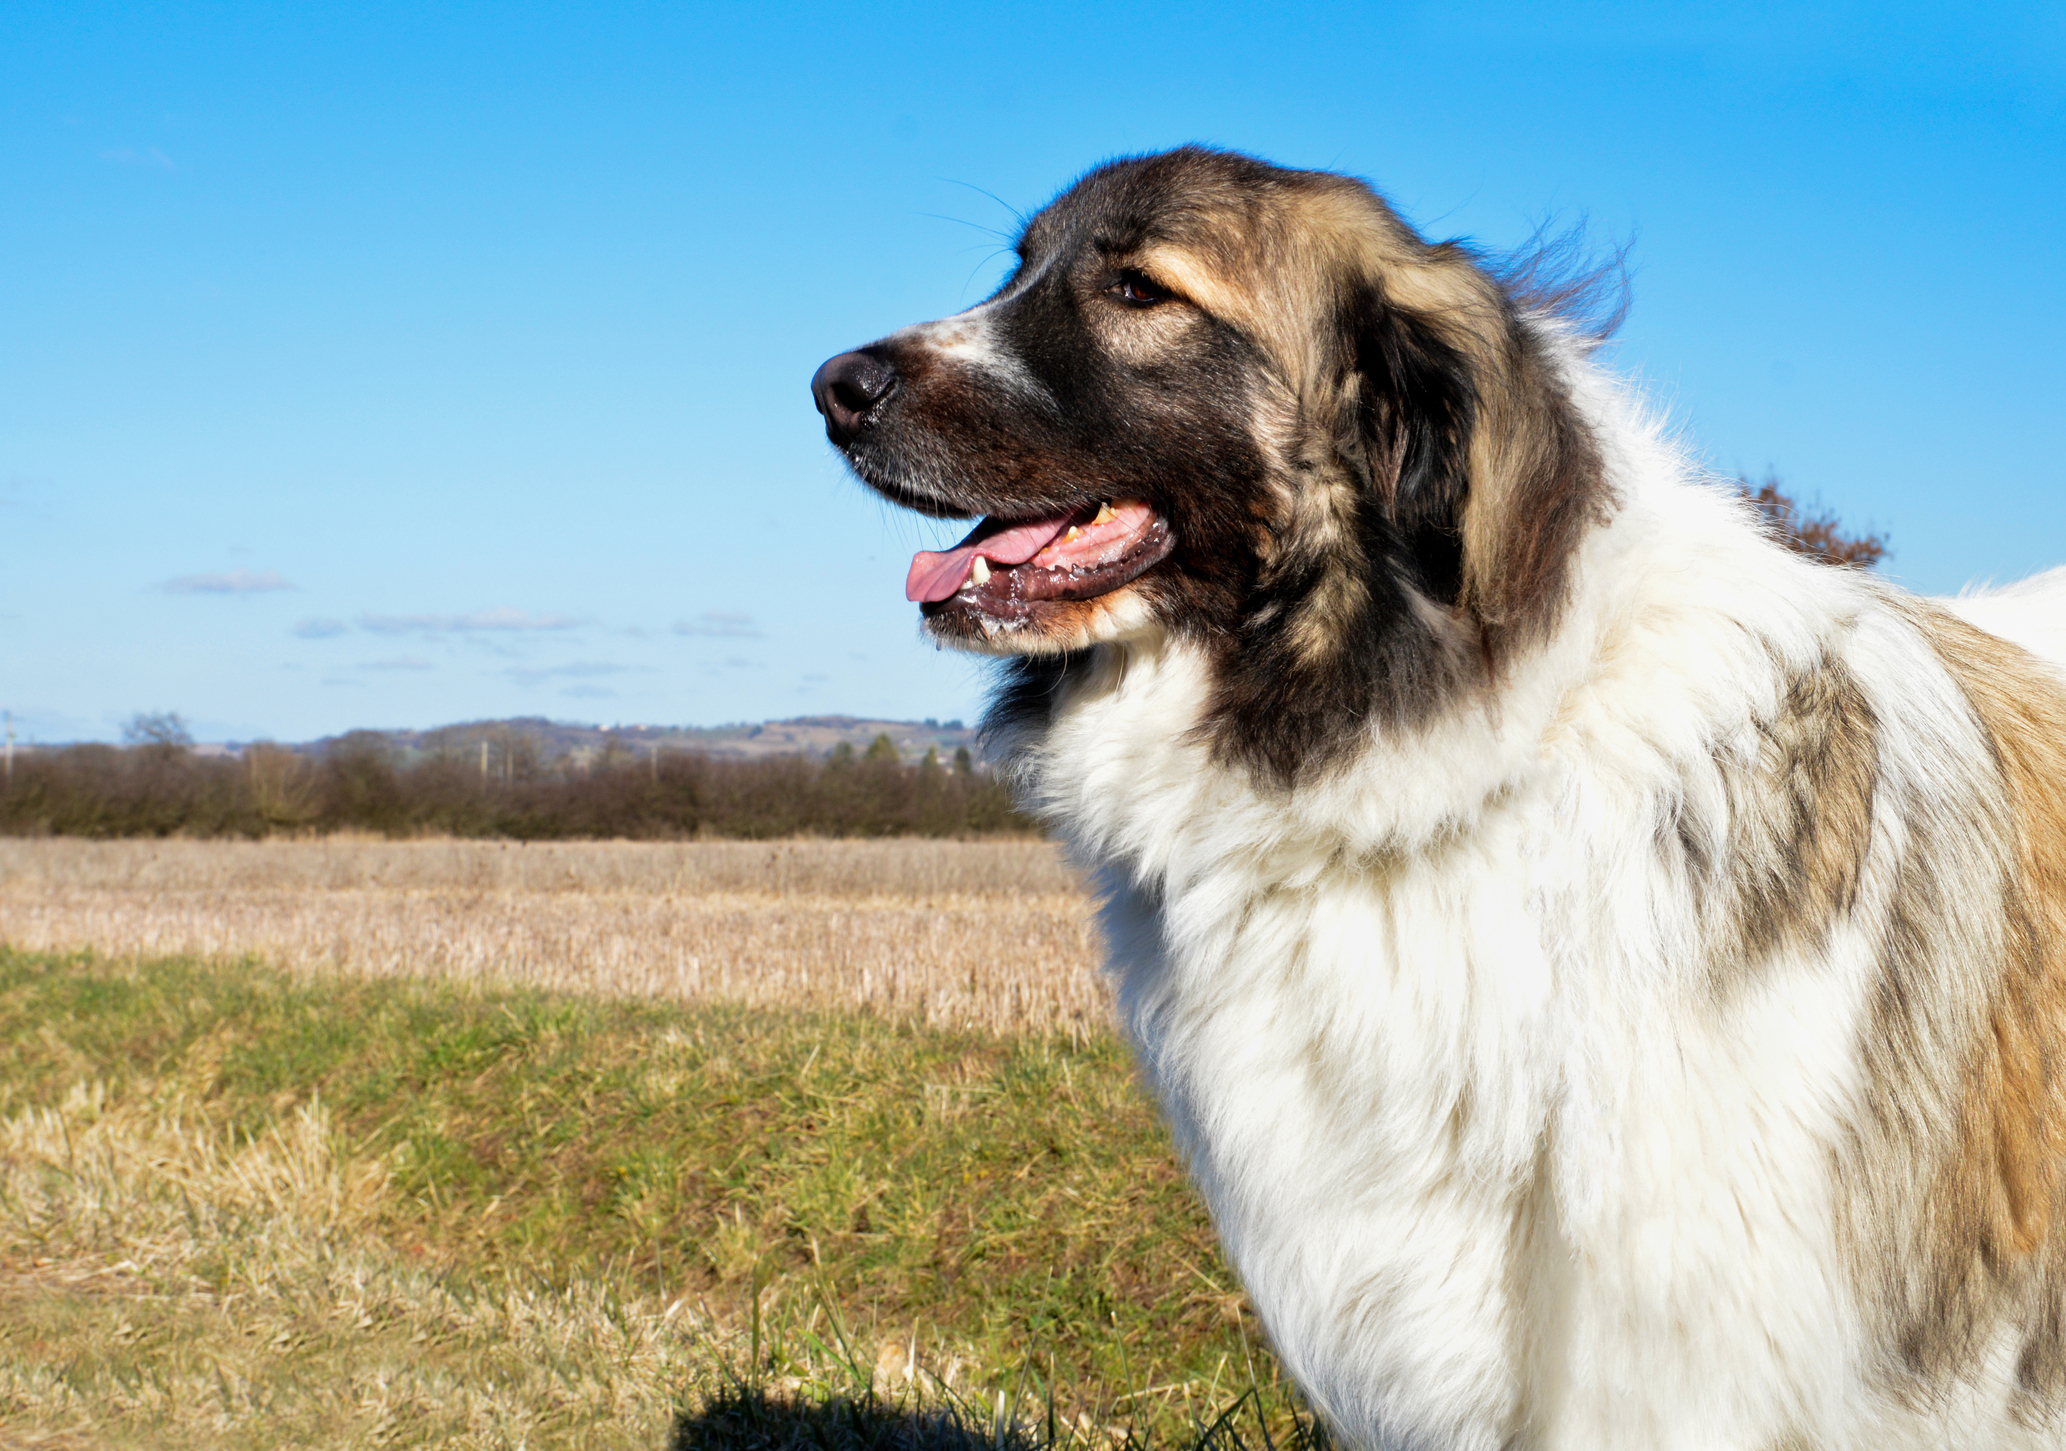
[292,617,348,639]
[673,610,762,638]
[161,569,296,595]
[358,608,587,635]
[358,657,435,672]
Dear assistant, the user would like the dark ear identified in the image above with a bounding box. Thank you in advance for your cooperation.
[1201,273,1605,788]
[1345,281,1478,607]
[1195,285,1485,788]
[1355,273,1608,661]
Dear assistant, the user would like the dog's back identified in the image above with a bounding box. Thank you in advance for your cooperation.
[1947,566,2066,674]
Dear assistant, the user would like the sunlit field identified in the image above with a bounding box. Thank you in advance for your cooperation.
[0,841,1321,1451]
[0,838,1109,1036]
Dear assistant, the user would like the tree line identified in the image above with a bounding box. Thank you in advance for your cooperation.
[0,730,1030,840]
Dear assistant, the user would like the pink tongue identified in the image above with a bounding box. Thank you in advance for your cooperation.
[906,515,1074,603]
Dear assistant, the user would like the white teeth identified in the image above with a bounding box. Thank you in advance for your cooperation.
[1093,502,1116,525]
[969,556,991,587]
[1063,526,1082,542]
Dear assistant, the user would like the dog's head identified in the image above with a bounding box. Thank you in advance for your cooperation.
[813,147,1612,784]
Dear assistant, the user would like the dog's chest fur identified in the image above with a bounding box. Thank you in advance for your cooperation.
[1000,533,2005,1450]
[1092,830,1868,1451]
[1095,792,1576,1450]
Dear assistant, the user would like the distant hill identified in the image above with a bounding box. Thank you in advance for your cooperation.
[298,714,983,767]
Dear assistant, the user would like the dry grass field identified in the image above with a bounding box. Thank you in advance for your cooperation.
[0,838,1110,1035]
[0,839,1324,1450]
[3,1073,726,1449]
[0,840,1330,1450]
[0,947,1312,1451]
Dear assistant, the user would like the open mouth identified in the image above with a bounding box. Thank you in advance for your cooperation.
[905,500,1174,622]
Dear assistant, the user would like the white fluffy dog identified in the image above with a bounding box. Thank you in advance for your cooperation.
[811,147,2066,1449]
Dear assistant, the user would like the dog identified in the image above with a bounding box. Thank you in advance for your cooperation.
[811,146,2066,1449]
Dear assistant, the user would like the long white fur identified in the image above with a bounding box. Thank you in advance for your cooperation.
[990,332,2066,1450]
[1949,567,2066,676]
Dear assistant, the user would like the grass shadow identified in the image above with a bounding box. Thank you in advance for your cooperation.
[669,1382,1043,1451]
[669,1381,1335,1451]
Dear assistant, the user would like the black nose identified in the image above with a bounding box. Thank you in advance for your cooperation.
[811,350,896,446]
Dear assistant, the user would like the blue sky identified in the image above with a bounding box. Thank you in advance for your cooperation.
[3,2,2061,743]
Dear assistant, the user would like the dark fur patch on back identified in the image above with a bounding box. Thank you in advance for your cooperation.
[1668,652,1881,987]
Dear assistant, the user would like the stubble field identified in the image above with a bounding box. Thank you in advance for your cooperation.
[0,838,1305,1451]
[0,837,1110,1036]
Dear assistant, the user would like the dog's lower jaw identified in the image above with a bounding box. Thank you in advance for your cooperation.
[921,585,1167,658]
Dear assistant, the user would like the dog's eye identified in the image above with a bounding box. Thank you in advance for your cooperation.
[1111,271,1169,307]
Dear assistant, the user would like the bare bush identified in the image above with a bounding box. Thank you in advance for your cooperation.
[1740,472,1889,569]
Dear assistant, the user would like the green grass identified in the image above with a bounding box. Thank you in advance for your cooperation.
[0,948,1317,1449]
